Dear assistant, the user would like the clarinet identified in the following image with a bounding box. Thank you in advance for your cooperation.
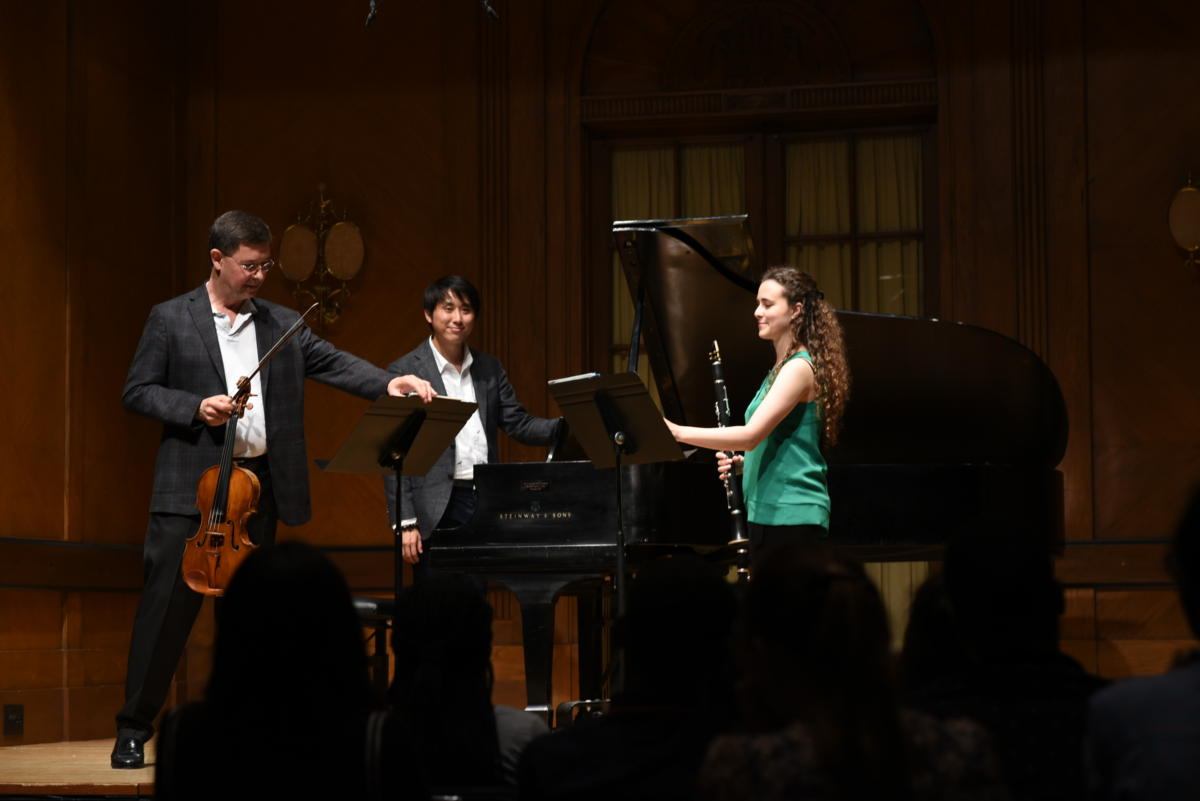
[709,340,751,582]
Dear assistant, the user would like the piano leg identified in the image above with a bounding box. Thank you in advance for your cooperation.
[497,574,594,725]
[576,586,605,701]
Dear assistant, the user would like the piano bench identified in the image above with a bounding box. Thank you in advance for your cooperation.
[354,596,394,698]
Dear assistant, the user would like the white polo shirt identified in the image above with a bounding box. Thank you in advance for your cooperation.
[210,295,266,458]
[428,337,488,479]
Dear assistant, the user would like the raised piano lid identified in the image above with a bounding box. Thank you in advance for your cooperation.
[612,215,1069,470]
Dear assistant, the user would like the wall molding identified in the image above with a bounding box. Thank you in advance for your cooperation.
[1011,0,1050,357]
[582,79,936,124]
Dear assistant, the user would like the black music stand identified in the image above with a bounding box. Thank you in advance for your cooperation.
[548,372,683,691]
[323,395,477,620]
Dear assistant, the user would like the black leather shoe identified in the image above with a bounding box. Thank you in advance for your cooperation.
[111,735,146,769]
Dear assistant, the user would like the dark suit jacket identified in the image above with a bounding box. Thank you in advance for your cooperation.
[123,285,391,526]
[384,339,561,540]
[1084,657,1200,801]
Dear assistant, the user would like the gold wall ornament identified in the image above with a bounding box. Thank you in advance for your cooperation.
[1169,175,1200,270]
[278,185,366,326]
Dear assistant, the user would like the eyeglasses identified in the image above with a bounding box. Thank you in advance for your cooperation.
[223,255,274,275]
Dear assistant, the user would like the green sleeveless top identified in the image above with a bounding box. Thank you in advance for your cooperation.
[742,350,830,529]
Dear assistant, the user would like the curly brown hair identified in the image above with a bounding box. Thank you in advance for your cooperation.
[761,266,850,448]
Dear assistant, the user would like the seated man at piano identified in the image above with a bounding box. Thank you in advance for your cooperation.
[385,275,563,582]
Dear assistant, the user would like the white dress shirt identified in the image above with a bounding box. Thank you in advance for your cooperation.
[210,295,266,458]
[428,337,488,480]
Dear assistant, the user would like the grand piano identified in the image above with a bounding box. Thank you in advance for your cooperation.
[428,215,1067,719]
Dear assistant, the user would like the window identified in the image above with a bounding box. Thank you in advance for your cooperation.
[597,129,933,372]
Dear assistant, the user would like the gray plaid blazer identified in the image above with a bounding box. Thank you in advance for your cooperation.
[383,339,562,540]
[123,284,391,526]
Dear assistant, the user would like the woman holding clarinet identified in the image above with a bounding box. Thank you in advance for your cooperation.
[664,266,849,557]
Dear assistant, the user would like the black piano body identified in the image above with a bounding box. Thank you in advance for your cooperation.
[428,459,730,718]
[429,214,1068,718]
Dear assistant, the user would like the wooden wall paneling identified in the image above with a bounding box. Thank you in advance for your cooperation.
[181,0,217,285]
[180,599,214,708]
[926,1,1020,336]
[1060,640,1099,675]
[957,1,1018,338]
[0,690,64,747]
[0,589,63,653]
[1096,589,1192,640]
[1041,0,1093,542]
[491,588,528,710]
[1097,639,1198,680]
[490,588,521,644]
[0,540,142,590]
[1010,0,1049,358]
[66,590,138,687]
[479,0,510,365]
[0,590,64,694]
[501,0,552,463]
[63,589,132,741]
[68,0,186,547]
[543,0,605,383]
[0,652,64,694]
[1056,540,1171,586]
[1060,587,1097,640]
[63,684,125,742]
[0,589,65,746]
[491,644,527,709]
[1060,587,1098,673]
[1085,0,1200,540]
[0,1,69,541]
[326,548,392,593]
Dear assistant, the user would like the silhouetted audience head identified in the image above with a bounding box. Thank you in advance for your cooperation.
[1083,488,1200,801]
[618,553,737,702]
[1169,486,1200,639]
[898,573,970,694]
[389,573,499,787]
[516,554,738,801]
[741,545,910,797]
[156,541,374,801]
[744,545,892,726]
[208,540,373,718]
[942,531,1064,655]
[903,531,1104,801]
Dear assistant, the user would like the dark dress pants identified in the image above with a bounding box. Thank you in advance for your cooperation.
[410,484,477,585]
[116,464,277,739]
[748,522,826,560]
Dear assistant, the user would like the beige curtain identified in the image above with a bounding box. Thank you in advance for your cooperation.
[863,560,933,651]
[784,135,927,636]
[857,135,922,315]
[610,148,676,390]
[681,144,745,218]
[784,140,853,308]
[857,135,927,637]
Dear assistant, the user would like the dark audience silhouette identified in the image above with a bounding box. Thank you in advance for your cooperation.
[1084,487,1200,801]
[155,540,377,801]
[901,531,1106,801]
[146,500,1200,801]
[700,544,1008,801]
[898,572,970,696]
[518,553,738,801]
[384,572,546,797]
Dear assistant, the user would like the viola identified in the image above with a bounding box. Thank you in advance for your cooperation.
[182,379,260,596]
[180,302,318,596]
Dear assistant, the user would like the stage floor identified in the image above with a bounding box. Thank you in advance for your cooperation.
[0,738,154,797]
